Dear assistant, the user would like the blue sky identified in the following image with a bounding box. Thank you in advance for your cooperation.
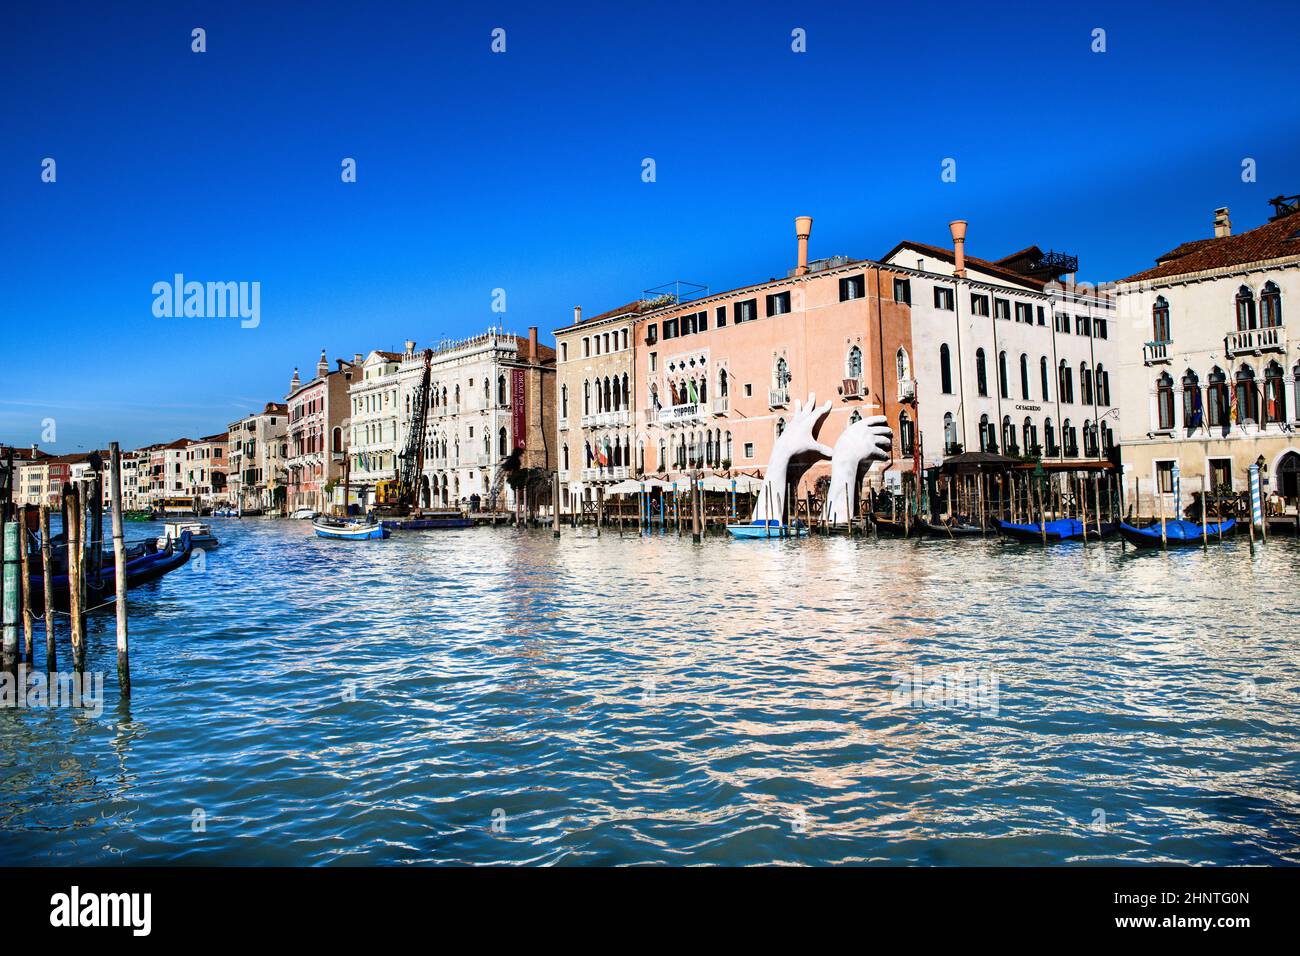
[3,0,1298,451]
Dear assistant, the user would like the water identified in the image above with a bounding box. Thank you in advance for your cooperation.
[2,518,1299,865]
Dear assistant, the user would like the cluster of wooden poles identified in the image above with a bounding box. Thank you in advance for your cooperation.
[1,442,132,698]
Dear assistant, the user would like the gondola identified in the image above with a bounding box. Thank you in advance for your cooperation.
[921,518,985,538]
[1119,518,1235,548]
[871,515,921,538]
[27,530,194,614]
[997,518,1116,542]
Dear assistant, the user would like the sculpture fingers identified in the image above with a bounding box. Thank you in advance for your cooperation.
[864,415,889,427]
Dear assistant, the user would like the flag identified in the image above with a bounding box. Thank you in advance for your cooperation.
[686,379,699,404]
[597,439,610,467]
[584,440,593,466]
[1229,382,1237,423]
[1189,387,1203,428]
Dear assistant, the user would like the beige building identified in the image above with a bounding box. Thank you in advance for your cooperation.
[183,432,230,505]
[286,352,357,514]
[227,402,289,512]
[347,349,404,501]
[553,302,641,503]
[399,328,555,509]
[1116,196,1300,516]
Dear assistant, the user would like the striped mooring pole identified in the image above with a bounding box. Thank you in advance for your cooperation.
[1249,463,1263,531]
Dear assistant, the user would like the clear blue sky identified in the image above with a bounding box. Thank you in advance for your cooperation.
[3,0,1297,452]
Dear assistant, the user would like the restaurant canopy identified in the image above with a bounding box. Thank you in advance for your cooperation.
[938,451,1022,475]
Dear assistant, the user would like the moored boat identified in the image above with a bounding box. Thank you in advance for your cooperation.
[28,531,194,614]
[922,518,984,538]
[290,508,317,520]
[1119,518,1235,548]
[380,512,472,531]
[726,519,808,539]
[313,517,390,540]
[156,520,219,550]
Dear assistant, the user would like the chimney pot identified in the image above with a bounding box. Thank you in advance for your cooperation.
[574,306,582,324]
[1214,207,1231,238]
[528,326,539,363]
[794,216,813,276]
[949,220,968,278]
[353,353,363,364]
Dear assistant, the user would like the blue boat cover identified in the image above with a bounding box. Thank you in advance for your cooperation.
[1124,518,1234,540]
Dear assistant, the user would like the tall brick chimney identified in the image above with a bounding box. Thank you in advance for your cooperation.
[1214,207,1232,238]
[950,220,968,278]
[528,326,538,363]
[794,216,813,275]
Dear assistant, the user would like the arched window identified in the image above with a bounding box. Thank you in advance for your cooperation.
[849,410,862,424]
[1261,281,1282,328]
[718,368,729,397]
[1294,363,1300,424]
[1059,360,1074,403]
[1044,417,1056,454]
[1002,415,1017,454]
[1236,286,1257,331]
[775,357,790,389]
[1236,364,1259,423]
[1022,416,1036,454]
[998,350,1009,399]
[1040,356,1050,401]
[943,412,958,454]
[899,411,914,455]
[1101,421,1114,455]
[562,444,569,470]
[498,427,508,456]
[1019,354,1030,400]
[1207,367,1229,427]
[978,413,992,452]
[1063,419,1077,457]
[583,380,591,415]
[896,347,910,384]
[1096,364,1110,405]
[1265,362,1286,424]
[1156,372,1175,430]
[497,375,507,406]
[454,384,461,406]
[1153,296,1171,342]
[658,439,666,471]
[560,384,568,418]
[939,344,953,394]
[976,348,988,396]
[1181,370,1201,428]
[622,373,630,407]
[331,427,342,453]
[847,346,863,380]
[1083,421,1098,458]
[1080,362,1093,405]
[775,417,786,437]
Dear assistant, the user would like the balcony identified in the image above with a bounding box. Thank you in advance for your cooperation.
[1226,324,1286,357]
[1143,340,1171,365]
[712,396,729,416]
[657,403,704,426]
[842,377,864,400]
[769,388,789,408]
[558,418,570,431]
[581,465,630,482]
[897,378,916,402]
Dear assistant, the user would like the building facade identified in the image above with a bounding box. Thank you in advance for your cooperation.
[1116,198,1300,515]
[347,349,404,502]
[626,217,913,506]
[553,302,641,501]
[227,402,289,512]
[399,329,555,509]
[286,351,356,513]
[883,222,1119,479]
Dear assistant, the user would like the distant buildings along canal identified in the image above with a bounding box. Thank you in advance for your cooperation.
[227,402,289,513]
[286,351,356,514]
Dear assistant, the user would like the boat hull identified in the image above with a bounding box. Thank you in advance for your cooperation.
[1119,519,1235,548]
[313,520,390,540]
[28,532,193,613]
[380,516,472,531]
[726,522,808,539]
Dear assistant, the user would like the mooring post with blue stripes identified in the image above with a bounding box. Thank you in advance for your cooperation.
[2,520,19,679]
[1249,463,1262,552]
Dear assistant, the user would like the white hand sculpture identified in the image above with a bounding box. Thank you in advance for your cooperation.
[823,415,893,524]
[752,392,832,522]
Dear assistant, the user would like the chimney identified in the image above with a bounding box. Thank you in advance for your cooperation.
[1214,207,1231,238]
[316,349,328,378]
[573,306,582,325]
[528,326,539,364]
[949,220,968,278]
[353,353,363,364]
[794,216,813,276]
[290,367,300,392]
[404,340,416,358]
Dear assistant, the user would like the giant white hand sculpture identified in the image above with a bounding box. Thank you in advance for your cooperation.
[751,392,832,522]
[823,415,893,524]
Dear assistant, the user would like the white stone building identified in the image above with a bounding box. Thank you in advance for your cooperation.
[347,349,404,502]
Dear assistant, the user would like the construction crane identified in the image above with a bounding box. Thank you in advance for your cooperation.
[375,348,433,514]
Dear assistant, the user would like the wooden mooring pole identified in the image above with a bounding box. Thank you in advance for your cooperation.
[552,473,561,538]
[20,506,33,665]
[40,505,56,673]
[68,487,85,673]
[109,443,131,698]
[2,518,18,678]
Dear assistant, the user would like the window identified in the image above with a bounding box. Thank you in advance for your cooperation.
[944,413,958,454]
[497,375,507,406]
[1096,365,1110,405]
[1002,416,1017,454]
[645,324,658,345]
[970,293,989,316]
[1261,281,1282,327]
[663,317,679,339]
[583,337,591,357]
[1181,370,1200,427]
[840,275,865,301]
[1063,420,1078,457]
[1152,296,1170,342]
[560,384,568,418]
[1019,354,1030,400]
[1207,368,1229,427]
[1093,317,1108,339]
[1040,357,1050,401]
[1156,461,1175,494]
[1054,312,1070,334]
[894,278,911,304]
[1236,364,1259,422]
[716,305,727,328]
[896,347,910,385]
[1022,417,1037,454]
[1209,458,1232,491]
[1058,360,1074,403]
[994,298,1010,320]
[1236,286,1257,331]
[998,350,1009,399]
[766,291,791,316]
[560,342,568,362]
[846,346,863,380]
[649,352,657,372]
[744,383,753,397]
[1045,417,1056,454]
[978,414,996,453]
[1014,302,1032,323]
[1156,372,1175,430]
[976,349,988,396]
[940,344,953,394]
[744,442,754,459]
[1083,422,1098,458]
[899,412,914,455]
[1036,306,1045,326]
[1080,363,1093,405]
[933,285,954,310]
[1265,362,1287,423]
[734,298,757,323]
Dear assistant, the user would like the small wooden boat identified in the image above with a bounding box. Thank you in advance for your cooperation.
[726,519,808,539]
[290,508,317,520]
[156,520,219,550]
[313,517,390,540]
[124,509,154,522]
[28,531,194,614]
[380,512,472,531]
[999,518,1088,542]
[1119,518,1235,548]
[922,518,984,538]
[871,516,920,538]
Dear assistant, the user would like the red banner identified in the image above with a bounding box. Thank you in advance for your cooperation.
[511,367,526,450]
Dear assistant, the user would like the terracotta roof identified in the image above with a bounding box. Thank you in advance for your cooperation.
[883,239,1046,290]
[1122,211,1300,283]
[196,432,228,444]
[1,446,51,462]
[554,300,644,334]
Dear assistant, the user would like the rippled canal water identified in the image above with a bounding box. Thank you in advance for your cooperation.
[2,517,1299,866]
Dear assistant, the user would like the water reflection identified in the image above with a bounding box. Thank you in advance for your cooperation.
[1,519,1298,865]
